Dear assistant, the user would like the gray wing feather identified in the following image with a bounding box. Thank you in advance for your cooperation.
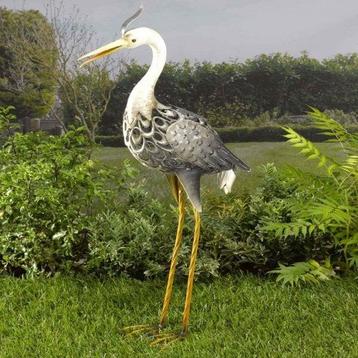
[166,117,250,173]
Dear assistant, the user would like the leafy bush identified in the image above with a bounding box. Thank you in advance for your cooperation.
[0,105,19,146]
[1,107,356,281]
[264,109,358,283]
[324,109,358,126]
[269,259,336,286]
[0,108,131,276]
[202,102,248,127]
[0,105,18,133]
[203,164,341,273]
[85,163,340,279]
[86,188,175,278]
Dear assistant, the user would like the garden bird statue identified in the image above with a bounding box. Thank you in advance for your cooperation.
[78,6,250,346]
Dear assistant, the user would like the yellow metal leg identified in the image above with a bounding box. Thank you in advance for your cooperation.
[159,178,186,327]
[181,208,201,335]
[150,206,201,347]
[122,176,185,339]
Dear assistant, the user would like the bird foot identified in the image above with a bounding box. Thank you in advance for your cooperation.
[150,330,186,347]
[121,323,160,337]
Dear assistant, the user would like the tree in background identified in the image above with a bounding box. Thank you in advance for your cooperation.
[61,68,114,142]
[0,2,119,142]
[1,4,357,135]
[0,7,58,119]
[44,1,119,142]
[101,62,145,135]
[322,54,358,112]
[102,53,358,134]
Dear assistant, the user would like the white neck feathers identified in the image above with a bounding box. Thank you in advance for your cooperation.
[126,29,166,122]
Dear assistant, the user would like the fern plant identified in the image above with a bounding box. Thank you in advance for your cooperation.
[269,259,336,287]
[264,108,357,283]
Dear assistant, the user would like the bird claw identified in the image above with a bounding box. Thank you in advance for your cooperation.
[121,323,159,337]
[150,330,186,347]
[122,324,187,347]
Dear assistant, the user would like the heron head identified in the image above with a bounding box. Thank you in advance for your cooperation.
[78,6,146,67]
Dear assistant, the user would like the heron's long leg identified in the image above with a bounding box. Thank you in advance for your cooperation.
[159,177,186,327]
[151,207,201,346]
[122,176,186,338]
[181,207,201,335]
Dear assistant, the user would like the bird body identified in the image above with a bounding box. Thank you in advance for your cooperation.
[78,7,250,345]
[122,27,249,211]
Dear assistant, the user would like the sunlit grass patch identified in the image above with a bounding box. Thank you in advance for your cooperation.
[0,275,357,357]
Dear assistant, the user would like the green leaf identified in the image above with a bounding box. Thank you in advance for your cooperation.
[269,259,336,287]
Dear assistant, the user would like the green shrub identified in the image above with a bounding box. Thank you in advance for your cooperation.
[85,163,339,279]
[0,105,19,146]
[264,109,358,283]
[202,102,249,127]
[0,110,131,276]
[86,188,174,278]
[323,109,358,126]
[1,106,356,280]
[269,259,336,287]
[86,186,223,279]
[202,164,339,273]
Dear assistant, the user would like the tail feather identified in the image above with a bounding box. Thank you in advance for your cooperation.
[218,169,236,194]
[218,146,251,172]
[233,156,251,172]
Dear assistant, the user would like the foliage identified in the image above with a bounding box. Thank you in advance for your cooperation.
[61,68,115,142]
[0,122,349,278]
[0,8,58,118]
[201,164,340,275]
[269,259,336,286]
[265,109,358,283]
[86,189,175,278]
[202,102,248,127]
[0,106,356,280]
[0,113,131,276]
[0,105,18,133]
[324,109,358,126]
[85,163,341,279]
[102,53,358,133]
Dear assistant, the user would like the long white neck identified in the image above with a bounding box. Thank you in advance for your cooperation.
[126,30,166,121]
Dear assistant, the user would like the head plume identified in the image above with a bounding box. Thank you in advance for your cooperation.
[121,5,144,36]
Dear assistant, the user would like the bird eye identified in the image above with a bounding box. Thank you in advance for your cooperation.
[132,39,136,43]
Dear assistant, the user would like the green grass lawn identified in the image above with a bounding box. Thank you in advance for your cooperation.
[94,142,344,197]
[1,275,357,357]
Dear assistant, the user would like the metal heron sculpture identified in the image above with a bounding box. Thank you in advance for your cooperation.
[79,6,250,345]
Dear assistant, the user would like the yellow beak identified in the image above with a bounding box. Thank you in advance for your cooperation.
[78,38,128,67]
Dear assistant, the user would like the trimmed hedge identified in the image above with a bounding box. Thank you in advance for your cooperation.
[216,126,327,142]
[96,126,358,147]
[96,135,125,147]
